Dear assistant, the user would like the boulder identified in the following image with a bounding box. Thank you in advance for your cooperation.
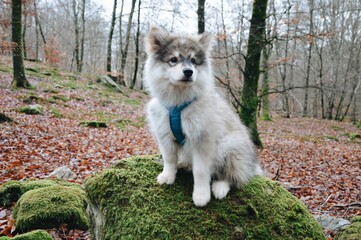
[80,121,107,128]
[85,155,326,240]
[314,214,350,232]
[0,179,80,207]
[49,166,77,180]
[97,75,123,92]
[13,185,89,232]
[0,112,13,123]
[19,104,44,115]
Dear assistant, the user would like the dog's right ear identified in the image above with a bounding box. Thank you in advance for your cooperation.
[145,27,169,54]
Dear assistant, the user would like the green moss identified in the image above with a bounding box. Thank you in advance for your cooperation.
[0,180,22,206]
[22,95,47,104]
[348,133,361,140]
[50,107,63,118]
[12,230,53,240]
[80,121,107,128]
[13,185,89,232]
[19,105,44,115]
[51,95,69,102]
[85,155,325,240]
[355,121,361,130]
[124,98,141,106]
[335,216,361,240]
[0,179,81,206]
[0,112,14,123]
[0,65,11,73]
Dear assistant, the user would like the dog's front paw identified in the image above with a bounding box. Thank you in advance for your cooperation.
[192,188,211,207]
[157,171,176,185]
[212,181,230,199]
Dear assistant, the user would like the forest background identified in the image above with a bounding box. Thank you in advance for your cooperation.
[0,0,360,239]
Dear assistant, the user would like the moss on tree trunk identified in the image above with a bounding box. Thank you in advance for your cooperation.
[240,0,268,147]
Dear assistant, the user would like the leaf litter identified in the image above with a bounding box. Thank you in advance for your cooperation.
[0,71,360,239]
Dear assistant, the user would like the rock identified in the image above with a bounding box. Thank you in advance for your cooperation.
[335,216,361,240]
[85,155,326,240]
[314,214,350,232]
[0,112,13,123]
[19,104,44,115]
[0,179,81,207]
[13,185,89,232]
[97,75,123,92]
[80,121,107,128]
[0,230,53,240]
[49,166,77,180]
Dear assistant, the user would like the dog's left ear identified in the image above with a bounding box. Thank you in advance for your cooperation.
[197,32,214,52]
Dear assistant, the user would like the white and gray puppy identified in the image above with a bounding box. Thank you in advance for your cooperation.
[144,27,263,207]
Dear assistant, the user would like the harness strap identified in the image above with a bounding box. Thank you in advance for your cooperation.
[167,98,196,145]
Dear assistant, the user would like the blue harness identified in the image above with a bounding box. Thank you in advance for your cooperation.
[167,98,196,145]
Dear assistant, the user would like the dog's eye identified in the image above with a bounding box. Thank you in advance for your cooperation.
[170,57,178,63]
[191,58,197,64]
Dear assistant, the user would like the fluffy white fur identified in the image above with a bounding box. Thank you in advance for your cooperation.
[144,27,263,207]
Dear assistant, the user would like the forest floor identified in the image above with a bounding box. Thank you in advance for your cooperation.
[0,59,360,239]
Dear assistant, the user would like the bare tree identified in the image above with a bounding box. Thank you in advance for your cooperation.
[106,0,117,75]
[71,0,86,72]
[119,0,136,85]
[12,0,30,88]
[303,0,314,117]
[197,0,205,34]
[130,0,141,89]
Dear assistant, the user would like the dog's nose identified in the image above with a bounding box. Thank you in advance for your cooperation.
[183,68,193,78]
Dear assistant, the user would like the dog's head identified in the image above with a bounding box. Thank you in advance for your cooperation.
[145,27,213,86]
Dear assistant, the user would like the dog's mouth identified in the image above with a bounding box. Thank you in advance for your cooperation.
[180,77,193,83]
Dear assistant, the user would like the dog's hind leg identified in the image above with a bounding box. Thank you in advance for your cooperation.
[212,180,230,199]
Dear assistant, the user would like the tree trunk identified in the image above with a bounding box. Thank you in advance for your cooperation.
[79,0,85,73]
[120,0,136,85]
[260,41,271,121]
[12,0,30,88]
[303,0,314,117]
[239,0,268,147]
[72,0,85,73]
[130,0,141,89]
[197,0,205,34]
[72,0,80,72]
[106,0,117,74]
[22,4,27,60]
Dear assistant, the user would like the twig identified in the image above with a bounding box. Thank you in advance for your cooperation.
[334,202,361,209]
[316,194,332,211]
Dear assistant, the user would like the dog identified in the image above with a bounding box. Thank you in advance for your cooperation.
[143,27,263,207]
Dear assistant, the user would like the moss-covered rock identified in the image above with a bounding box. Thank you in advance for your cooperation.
[80,121,107,128]
[13,185,89,232]
[0,180,22,206]
[0,230,53,240]
[85,155,325,240]
[335,216,361,240]
[0,112,14,123]
[0,179,81,207]
[19,104,44,115]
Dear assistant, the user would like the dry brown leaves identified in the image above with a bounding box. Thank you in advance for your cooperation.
[259,117,361,218]
[0,70,360,239]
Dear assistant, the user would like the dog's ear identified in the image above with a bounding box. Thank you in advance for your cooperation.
[145,27,169,54]
[197,32,214,52]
